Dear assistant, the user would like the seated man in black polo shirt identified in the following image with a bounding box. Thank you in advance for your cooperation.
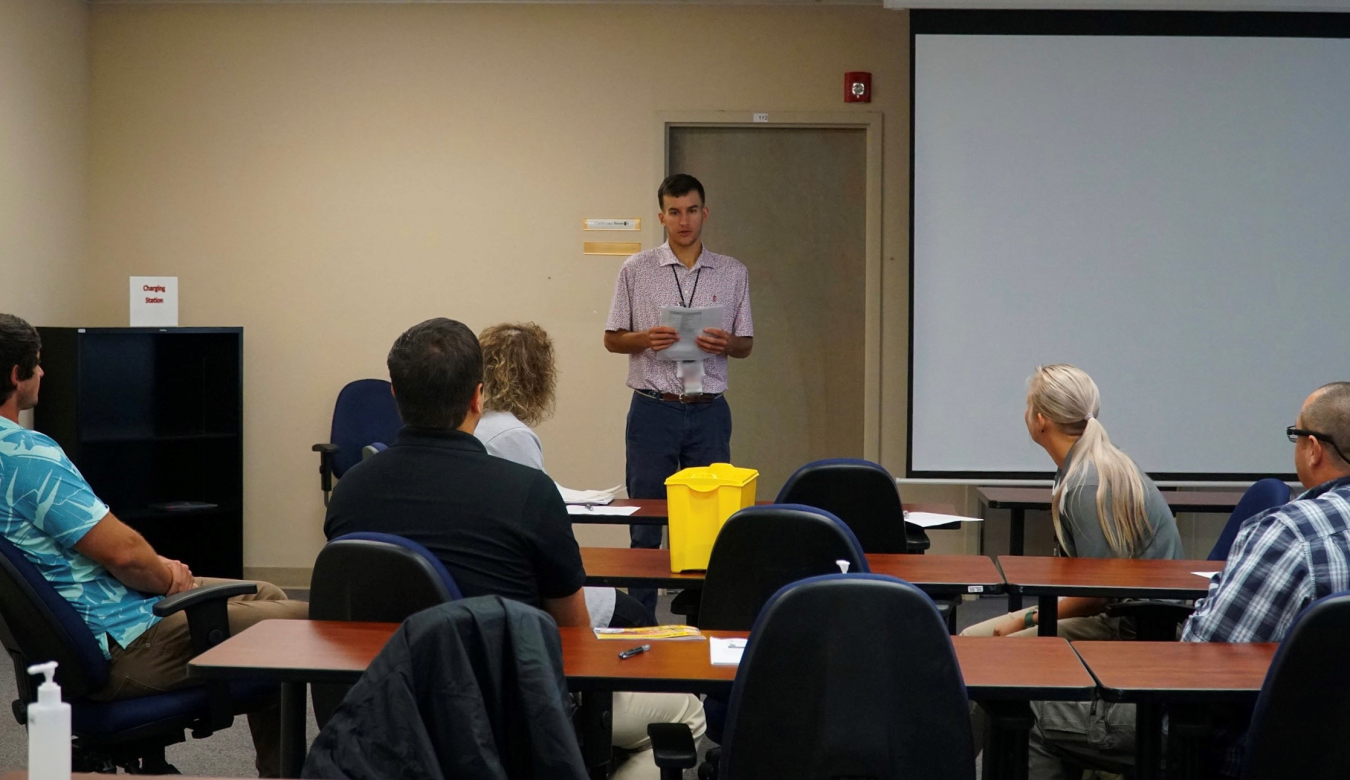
[324,317,704,780]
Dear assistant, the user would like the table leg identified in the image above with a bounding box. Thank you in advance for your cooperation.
[1135,701,1164,780]
[1007,508,1025,611]
[1036,595,1058,637]
[1167,703,1212,780]
[576,690,613,780]
[979,700,1034,780]
[279,681,307,778]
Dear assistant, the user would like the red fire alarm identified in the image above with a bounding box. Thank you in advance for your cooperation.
[845,72,872,103]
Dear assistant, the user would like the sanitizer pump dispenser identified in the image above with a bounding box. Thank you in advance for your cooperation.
[26,661,71,780]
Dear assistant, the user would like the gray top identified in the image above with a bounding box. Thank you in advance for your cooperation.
[474,411,545,472]
[1054,442,1184,560]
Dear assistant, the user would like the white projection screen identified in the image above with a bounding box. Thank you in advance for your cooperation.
[908,11,1350,481]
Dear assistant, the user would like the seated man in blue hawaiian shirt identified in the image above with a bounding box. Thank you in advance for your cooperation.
[0,313,306,777]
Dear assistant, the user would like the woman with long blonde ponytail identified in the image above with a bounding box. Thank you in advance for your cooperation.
[963,366,1184,779]
[963,364,1183,640]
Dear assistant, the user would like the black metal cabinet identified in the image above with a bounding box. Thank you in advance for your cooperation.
[34,327,244,578]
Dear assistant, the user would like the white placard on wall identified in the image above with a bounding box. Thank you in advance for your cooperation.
[130,276,179,327]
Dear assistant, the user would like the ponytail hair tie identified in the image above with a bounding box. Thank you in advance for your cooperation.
[1084,412,1095,422]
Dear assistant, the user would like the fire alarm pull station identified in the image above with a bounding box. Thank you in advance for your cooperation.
[845,72,872,104]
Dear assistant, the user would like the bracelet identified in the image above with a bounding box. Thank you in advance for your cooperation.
[1023,609,1038,630]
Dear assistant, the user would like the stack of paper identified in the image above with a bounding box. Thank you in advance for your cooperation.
[567,505,639,517]
[557,484,624,505]
[594,625,705,641]
[904,512,978,528]
[709,637,747,666]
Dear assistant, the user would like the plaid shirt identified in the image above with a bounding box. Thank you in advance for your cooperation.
[1180,474,1350,775]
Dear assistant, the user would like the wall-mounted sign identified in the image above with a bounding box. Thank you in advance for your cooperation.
[583,242,642,256]
[130,276,178,327]
[583,218,641,231]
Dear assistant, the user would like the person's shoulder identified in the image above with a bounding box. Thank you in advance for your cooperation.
[0,424,74,467]
[705,249,748,273]
[620,247,665,271]
[1276,486,1350,536]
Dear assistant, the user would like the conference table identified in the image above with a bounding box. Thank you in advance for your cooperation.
[1072,640,1275,780]
[977,488,1243,611]
[581,546,1005,596]
[574,498,958,525]
[997,556,1218,637]
[188,619,1094,780]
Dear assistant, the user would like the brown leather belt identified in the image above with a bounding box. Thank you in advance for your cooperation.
[635,389,722,404]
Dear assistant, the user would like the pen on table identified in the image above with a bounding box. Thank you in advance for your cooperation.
[618,644,651,660]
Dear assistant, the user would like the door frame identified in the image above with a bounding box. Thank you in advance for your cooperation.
[654,111,884,462]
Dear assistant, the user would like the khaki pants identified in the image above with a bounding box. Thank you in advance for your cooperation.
[90,577,309,777]
[610,692,707,780]
[964,608,1135,780]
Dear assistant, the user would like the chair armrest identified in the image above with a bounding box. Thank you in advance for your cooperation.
[311,442,339,454]
[153,581,259,617]
[647,723,698,770]
[1106,600,1195,641]
[313,442,339,501]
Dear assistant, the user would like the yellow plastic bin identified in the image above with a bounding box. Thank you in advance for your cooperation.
[664,463,759,572]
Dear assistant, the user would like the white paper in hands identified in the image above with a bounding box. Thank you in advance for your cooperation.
[656,306,724,361]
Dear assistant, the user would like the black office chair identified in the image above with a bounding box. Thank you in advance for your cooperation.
[1240,590,1350,779]
[776,458,930,553]
[303,597,589,780]
[696,504,869,631]
[0,535,272,773]
[308,532,463,728]
[1108,480,1293,640]
[652,574,975,780]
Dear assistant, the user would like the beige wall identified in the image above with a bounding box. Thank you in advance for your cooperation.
[85,3,973,573]
[0,0,88,327]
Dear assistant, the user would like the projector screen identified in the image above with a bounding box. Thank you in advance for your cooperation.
[909,11,1350,480]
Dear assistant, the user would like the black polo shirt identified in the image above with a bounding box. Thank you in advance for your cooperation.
[323,427,586,608]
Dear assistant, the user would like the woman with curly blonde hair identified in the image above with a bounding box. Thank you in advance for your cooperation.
[475,322,558,470]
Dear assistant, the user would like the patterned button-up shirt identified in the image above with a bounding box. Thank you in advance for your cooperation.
[1180,474,1350,775]
[0,416,162,658]
[605,242,753,396]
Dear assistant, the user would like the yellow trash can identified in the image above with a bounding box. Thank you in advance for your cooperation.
[664,463,759,572]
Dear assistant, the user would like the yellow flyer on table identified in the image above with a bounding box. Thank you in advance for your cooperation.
[593,625,706,641]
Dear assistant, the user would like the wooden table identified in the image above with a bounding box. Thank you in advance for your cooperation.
[582,546,1006,596]
[977,487,1244,609]
[577,498,957,526]
[997,556,1217,637]
[1073,641,1275,780]
[190,619,1093,780]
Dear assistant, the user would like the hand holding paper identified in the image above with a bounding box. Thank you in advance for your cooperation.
[656,306,724,361]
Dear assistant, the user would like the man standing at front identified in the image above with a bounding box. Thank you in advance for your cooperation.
[605,174,754,613]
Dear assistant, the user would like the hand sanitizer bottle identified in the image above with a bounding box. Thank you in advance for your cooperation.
[26,661,71,780]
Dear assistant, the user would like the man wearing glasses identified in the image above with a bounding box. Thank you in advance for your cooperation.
[1174,381,1350,777]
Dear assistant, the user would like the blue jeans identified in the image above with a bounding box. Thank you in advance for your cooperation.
[625,391,732,613]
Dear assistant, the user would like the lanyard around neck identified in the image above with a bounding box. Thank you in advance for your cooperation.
[671,264,703,309]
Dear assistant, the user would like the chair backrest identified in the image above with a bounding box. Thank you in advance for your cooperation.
[776,458,910,554]
[720,574,975,780]
[698,505,868,631]
[308,533,462,728]
[1242,590,1350,779]
[329,379,402,479]
[309,533,463,622]
[0,534,109,703]
[1209,479,1291,561]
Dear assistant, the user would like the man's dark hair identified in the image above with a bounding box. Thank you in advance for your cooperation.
[658,173,705,208]
[0,314,41,406]
[1304,381,1350,468]
[387,318,483,429]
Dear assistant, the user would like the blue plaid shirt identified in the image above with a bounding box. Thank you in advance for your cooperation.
[0,416,163,658]
[1180,474,1350,775]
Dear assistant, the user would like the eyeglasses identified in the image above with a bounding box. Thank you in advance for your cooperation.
[1287,426,1350,464]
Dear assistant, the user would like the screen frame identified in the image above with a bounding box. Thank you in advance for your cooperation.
[905,9,1350,481]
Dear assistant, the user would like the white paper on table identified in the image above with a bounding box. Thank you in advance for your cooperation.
[656,305,725,362]
[566,505,640,517]
[557,484,624,505]
[904,512,978,528]
[709,637,747,666]
[1192,571,1222,579]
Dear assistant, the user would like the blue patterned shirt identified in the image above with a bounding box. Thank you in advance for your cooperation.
[0,416,162,658]
[1180,474,1350,776]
